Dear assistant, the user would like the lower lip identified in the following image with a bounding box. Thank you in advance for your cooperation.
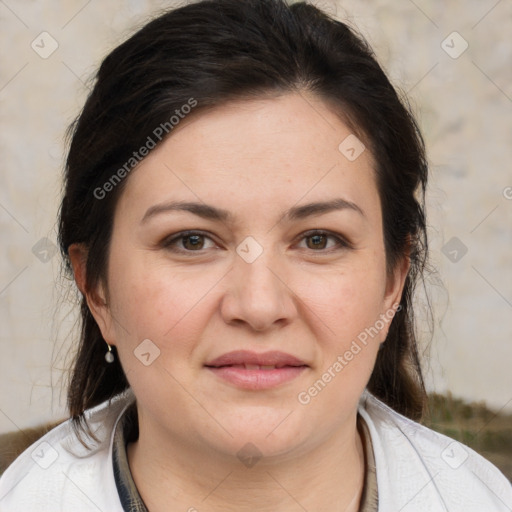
[206,366,307,390]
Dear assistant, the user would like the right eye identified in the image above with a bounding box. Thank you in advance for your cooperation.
[161,231,218,253]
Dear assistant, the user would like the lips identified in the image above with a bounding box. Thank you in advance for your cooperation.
[205,350,308,368]
[205,350,308,390]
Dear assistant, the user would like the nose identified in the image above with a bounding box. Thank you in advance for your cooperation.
[220,252,298,332]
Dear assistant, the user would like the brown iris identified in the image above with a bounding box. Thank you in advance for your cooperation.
[306,234,328,250]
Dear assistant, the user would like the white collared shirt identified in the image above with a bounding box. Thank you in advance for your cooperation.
[0,390,510,511]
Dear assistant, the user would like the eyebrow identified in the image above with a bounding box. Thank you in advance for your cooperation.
[140,198,365,225]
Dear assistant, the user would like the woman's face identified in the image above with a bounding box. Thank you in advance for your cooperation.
[89,92,407,460]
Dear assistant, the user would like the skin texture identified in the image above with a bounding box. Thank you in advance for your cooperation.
[70,92,409,511]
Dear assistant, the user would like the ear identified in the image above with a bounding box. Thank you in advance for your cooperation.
[380,253,410,342]
[68,243,117,346]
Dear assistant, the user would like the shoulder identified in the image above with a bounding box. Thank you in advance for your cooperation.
[0,391,134,512]
[358,392,512,512]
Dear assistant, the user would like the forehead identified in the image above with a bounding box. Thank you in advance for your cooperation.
[117,92,380,224]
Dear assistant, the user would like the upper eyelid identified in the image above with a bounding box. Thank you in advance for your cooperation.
[294,229,347,241]
[163,230,218,247]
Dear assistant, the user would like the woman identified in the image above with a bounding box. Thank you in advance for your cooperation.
[0,0,510,510]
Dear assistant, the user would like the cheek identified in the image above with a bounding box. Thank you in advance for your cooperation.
[106,263,213,409]
[107,256,223,350]
[294,270,385,416]
[292,262,388,344]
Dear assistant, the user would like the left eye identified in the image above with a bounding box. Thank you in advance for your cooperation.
[296,232,346,251]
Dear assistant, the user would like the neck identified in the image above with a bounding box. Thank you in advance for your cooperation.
[127,413,365,512]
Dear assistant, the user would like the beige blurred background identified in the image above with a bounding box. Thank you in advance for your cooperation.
[0,0,511,434]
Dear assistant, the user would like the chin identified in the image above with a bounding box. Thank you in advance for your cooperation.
[203,407,310,461]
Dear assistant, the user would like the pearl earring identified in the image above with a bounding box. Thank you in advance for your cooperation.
[105,343,115,363]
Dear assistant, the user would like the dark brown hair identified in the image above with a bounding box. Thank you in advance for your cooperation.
[59,0,429,434]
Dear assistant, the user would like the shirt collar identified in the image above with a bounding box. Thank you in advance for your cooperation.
[112,402,378,512]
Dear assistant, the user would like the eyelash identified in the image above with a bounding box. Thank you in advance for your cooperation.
[161,229,352,255]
